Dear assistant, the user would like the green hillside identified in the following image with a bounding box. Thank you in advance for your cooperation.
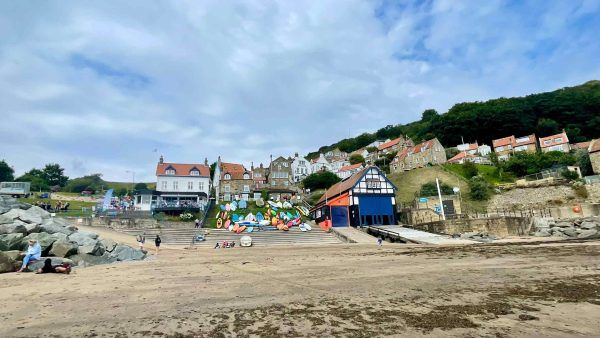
[307,80,599,158]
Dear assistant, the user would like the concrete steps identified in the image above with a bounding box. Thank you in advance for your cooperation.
[119,227,343,247]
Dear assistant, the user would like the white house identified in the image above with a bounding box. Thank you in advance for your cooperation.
[291,153,312,183]
[330,158,350,172]
[310,153,332,173]
[457,142,492,156]
[336,163,364,179]
[135,156,211,212]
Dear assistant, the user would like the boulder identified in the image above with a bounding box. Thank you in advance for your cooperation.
[27,257,74,272]
[40,219,75,235]
[579,221,598,230]
[2,208,42,225]
[49,240,78,257]
[0,223,28,235]
[0,214,12,225]
[51,233,68,242]
[68,232,98,246]
[0,233,25,251]
[0,251,17,273]
[562,228,578,238]
[533,229,551,237]
[25,206,51,219]
[69,253,117,267]
[24,222,41,234]
[111,245,146,261]
[555,221,573,228]
[100,238,117,253]
[77,239,105,256]
[22,232,58,253]
[78,231,99,240]
[577,229,599,239]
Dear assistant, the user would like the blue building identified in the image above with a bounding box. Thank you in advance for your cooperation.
[310,166,397,227]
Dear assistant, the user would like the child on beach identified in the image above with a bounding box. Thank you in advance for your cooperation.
[154,235,161,255]
[137,234,146,250]
[36,258,71,274]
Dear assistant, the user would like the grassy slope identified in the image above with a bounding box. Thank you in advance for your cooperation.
[387,166,488,212]
[442,164,513,185]
[18,197,96,217]
[105,182,156,191]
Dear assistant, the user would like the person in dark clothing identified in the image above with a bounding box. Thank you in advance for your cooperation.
[36,258,71,274]
[154,235,162,255]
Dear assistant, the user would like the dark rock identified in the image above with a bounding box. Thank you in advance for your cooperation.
[577,229,599,239]
[40,219,76,236]
[24,222,41,234]
[0,223,28,235]
[2,208,42,225]
[555,222,573,228]
[77,240,105,256]
[27,257,74,272]
[25,206,51,220]
[111,245,146,261]
[68,232,98,246]
[533,229,551,237]
[0,251,17,273]
[579,221,598,230]
[518,314,538,321]
[0,233,25,251]
[69,253,117,267]
[562,228,578,237]
[49,240,79,257]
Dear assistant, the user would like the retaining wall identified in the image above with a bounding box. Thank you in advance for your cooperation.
[412,216,532,238]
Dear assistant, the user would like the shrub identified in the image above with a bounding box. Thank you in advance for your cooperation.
[349,154,365,165]
[419,181,454,197]
[560,169,579,181]
[469,176,491,200]
[302,171,341,191]
[462,161,478,178]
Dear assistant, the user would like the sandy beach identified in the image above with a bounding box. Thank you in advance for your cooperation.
[1,232,599,337]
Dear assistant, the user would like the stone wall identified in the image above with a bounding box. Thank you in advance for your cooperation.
[66,217,195,229]
[590,152,600,175]
[488,185,585,209]
[412,216,532,238]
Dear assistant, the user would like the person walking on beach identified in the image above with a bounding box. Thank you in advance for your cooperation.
[194,218,200,228]
[137,233,146,251]
[154,235,161,255]
[377,237,383,247]
[16,239,41,272]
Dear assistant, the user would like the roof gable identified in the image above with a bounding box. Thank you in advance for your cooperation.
[317,166,396,205]
[156,163,210,177]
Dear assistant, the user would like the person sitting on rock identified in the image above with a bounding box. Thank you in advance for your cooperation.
[17,239,42,272]
[35,258,71,274]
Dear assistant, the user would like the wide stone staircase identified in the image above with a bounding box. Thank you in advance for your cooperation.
[119,227,343,247]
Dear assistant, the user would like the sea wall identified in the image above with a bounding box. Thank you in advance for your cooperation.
[412,216,532,238]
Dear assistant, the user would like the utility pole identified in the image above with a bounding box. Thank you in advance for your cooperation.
[436,177,446,220]
[126,170,135,194]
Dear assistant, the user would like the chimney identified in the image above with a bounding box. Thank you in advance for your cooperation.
[251,161,254,170]
[295,152,298,157]
[204,157,208,166]
[159,155,164,164]
[260,163,263,169]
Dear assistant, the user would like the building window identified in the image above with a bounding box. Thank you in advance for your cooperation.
[224,193,231,201]
[224,173,231,180]
[199,182,204,191]
[161,181,167,190]
[544,140,551,146]
[224,185,230,192]
[173,181,178,190]
[166,169,175,175]
[190,170,199,176]
[554,138,562,143]
[188,182,193,190]
[243,173,250,179]
[243,185,250,192]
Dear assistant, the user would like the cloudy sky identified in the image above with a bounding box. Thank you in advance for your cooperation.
[1,0,598,181]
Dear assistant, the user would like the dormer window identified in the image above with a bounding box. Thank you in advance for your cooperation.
[224,173,231,180]
[243,173,250,179]
[190,169,200,176]
[165,166,176,175]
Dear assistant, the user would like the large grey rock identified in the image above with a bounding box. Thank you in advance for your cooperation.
[111,245,145,261]
[68,232,98,246]
[40,219,75,235]
[78,231,99,240]
[25,206,51,219]
[69,253,117,267]
[22,232,58,253]
[555,221,573,228]
[100,238,117,253]
[0,214,12,225]
[0,233,24,251]
[24,222,41,234]
[2,208,42,225]
[533,229,551,237]
[27,257,74,272]
[0,223,28,235]
[562,228,578,237]
[49,240,78,257]
[577,229,599,239]
[0,251,17,273]
[77,239,105,256]
[579,221,598,230]
[2,250,21,261]
[51,233,68,242]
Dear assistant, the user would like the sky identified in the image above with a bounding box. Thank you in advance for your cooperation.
[0,0,599,182]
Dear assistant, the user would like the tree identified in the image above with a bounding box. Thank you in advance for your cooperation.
[16,169,49,191]
[42,163,68,187]
[421,109,439,122]
[469,176,491,200]
[462,161,478,178]
[419,181,453,197]
[349,154,365,165]
[134,182,148,190]
[536,118,560,136]
[64,174,104,193]
[574,149,592,176]
[0,160,15,182]
[209,162,217,178]
[446,148,460,159]
[302,171,341,191]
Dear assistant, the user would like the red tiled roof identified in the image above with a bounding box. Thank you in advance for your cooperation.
[339,163,363,172]
[492,136,515,148]
[539,132,569,148]
[220,162,250,180]
[412,139,436,154]
[514,134,536,146]
[573,141,591,150]
[156,163,210,177]
[377,137,402,151]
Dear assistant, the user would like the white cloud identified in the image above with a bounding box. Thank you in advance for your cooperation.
[0,0,598,181]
